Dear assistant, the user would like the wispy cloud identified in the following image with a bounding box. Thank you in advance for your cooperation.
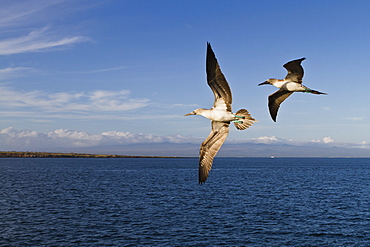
[0,0,65,28]
[346,117,365,121]
[0,86,150,114]
[173,103,199,107]
[0,27,88,55]
[0,1,89,55]
[0,67,34,80]
[73,66,131,74]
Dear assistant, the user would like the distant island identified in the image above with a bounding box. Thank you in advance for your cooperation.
[0,151,182,159]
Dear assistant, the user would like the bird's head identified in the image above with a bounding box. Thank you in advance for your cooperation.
[184,108,203,116]
[258,78,277,86]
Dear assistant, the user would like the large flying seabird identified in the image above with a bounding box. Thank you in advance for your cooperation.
[185,43,257,184]
[259,58,327,122]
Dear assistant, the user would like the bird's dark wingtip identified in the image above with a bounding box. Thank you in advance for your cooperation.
[270,113,277,122]
[198,177,206,184]
[207,42,213,52]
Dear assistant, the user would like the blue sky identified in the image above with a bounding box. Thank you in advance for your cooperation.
[1,0,370,156]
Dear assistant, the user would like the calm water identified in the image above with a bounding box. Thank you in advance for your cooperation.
[1,158,370,246]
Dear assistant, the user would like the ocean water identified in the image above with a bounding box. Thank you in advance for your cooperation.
[1,157,370,246]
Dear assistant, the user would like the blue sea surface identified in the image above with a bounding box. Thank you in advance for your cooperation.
[1,157,370,246]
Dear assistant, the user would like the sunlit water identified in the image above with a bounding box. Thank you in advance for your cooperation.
[1,158,370,246]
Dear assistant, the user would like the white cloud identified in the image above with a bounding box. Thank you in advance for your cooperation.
[250,136,280,144]
[0,127,200,151]
[310,139,321,143]
[0,127,49,149]
[323,136,334,143]
[248,135,369,150]
[311,136,334,143]
[47,129,103,147]
[1,127,370,155]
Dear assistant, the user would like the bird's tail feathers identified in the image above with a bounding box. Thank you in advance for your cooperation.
[311,89,327,95]
[233,109,258,130]
[304,88,327,95]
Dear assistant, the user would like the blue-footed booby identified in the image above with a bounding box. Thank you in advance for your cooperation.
[185,43,257,184]
[259,58,327,122]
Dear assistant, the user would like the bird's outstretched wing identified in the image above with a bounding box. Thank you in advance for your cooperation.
[206,43,232,112]
[268,89,293,122]
[199,121,229,184]
[283,57,306,83]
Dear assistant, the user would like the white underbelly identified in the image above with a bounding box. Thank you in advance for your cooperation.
[203,110,234,121]
[282,82,304,92]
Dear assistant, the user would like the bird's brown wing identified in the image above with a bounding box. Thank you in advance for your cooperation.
[206,43,232,111]
[268,89,293,122]
[199,121,229,184]
[283,57,306,83]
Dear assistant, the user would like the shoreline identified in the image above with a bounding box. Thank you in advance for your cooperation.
[0,151,183,159]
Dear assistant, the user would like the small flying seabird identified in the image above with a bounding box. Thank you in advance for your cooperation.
[185,43,257,184]
[258,58,327,122]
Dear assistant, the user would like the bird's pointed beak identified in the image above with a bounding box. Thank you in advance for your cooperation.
[258,81,270,86]
[184,111,195,116]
